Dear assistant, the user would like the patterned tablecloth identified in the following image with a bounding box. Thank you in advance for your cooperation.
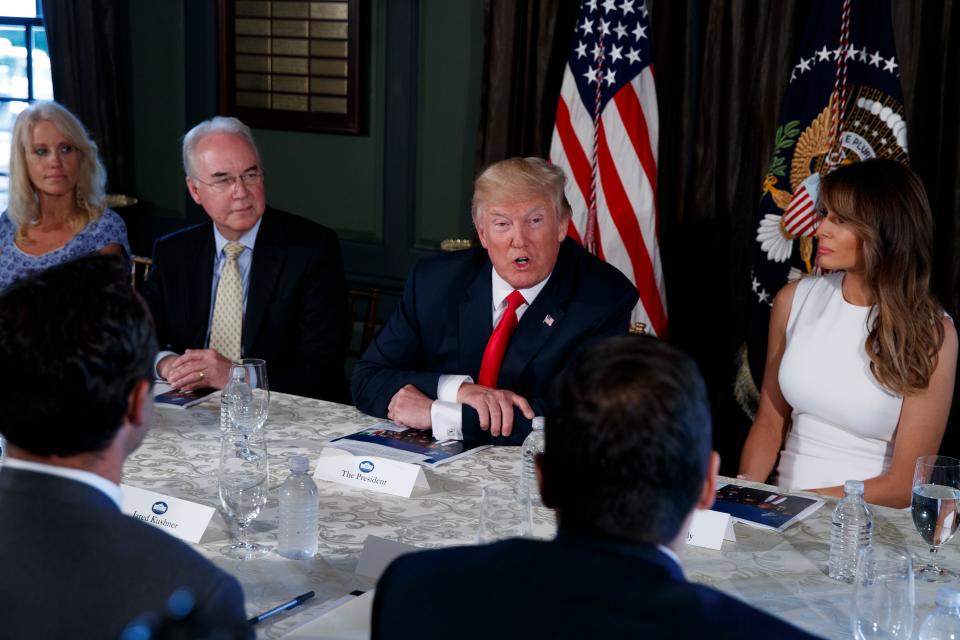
[127,392,957,639]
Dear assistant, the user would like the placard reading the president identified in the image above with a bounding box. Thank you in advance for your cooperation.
[314,449,429,498]
[120,484,216,543]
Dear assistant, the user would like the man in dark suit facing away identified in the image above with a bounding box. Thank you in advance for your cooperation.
[372,336,821,640]
[352,157,639,445]
[0,255,250,640]
[141,116,349,401]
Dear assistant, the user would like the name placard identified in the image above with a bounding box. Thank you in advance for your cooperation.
[313,448,430,498]
[355,535,419,580]
[120,484,216,544]
[686,509,737,551]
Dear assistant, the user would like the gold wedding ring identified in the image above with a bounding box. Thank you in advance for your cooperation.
[199,371,205,379]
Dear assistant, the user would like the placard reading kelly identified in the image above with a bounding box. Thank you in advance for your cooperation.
[686,509,736,551]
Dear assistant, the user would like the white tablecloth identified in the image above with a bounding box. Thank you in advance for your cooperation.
[125,392,957,639]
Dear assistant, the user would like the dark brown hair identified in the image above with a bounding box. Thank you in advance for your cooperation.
[543,335,711,544]
[819,158,944,395]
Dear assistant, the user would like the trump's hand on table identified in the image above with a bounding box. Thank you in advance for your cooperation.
[387,384,434,429]
[457,383,534,437]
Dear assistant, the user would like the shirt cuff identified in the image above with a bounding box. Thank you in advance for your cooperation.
[436,375,473,403]
[430,400,464,441]
[154,350,179,380]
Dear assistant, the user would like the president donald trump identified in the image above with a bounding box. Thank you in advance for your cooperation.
[351,157,638,445]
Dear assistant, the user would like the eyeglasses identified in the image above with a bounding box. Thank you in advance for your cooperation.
[192,170,264,193]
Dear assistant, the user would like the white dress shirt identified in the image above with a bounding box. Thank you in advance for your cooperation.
[4,457,123,508]
[430,269,552,441]
[154,219,263,378]
[657,544,683,572]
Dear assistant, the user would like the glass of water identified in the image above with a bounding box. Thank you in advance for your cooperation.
[478,483,533,543]
[850,545,915,639]
[912,455,960,582]
[228,359,270,436]
[219,429,269,559]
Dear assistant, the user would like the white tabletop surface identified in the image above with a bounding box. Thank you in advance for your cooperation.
[124,392,958,639]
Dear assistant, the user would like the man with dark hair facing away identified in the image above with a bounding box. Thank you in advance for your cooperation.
[372,335,820,639]
[0,255,250,640]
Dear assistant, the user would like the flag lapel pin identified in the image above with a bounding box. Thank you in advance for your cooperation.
[543,314,555,327]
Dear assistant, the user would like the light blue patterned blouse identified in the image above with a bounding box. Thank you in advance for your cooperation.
[0,209,130,292]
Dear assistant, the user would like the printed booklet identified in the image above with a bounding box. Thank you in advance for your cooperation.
[327,423,490,468]
[153,383,217,409]
[712,484,825,532]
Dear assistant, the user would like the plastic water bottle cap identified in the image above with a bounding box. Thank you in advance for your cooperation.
[936,587,960,608]
[843,480,865,496]
[531,417,545,431]
[289,455,309,473]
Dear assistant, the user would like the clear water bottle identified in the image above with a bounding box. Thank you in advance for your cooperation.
[520,417,546,508]
[220,368,251,434]
[277,456,320,559]
[828,479,873,583]
[919,587,960,640]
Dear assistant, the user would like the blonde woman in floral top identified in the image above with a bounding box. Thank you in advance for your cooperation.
[0,101,128,291]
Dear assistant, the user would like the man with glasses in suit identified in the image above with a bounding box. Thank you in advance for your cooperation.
[142,116,349,401]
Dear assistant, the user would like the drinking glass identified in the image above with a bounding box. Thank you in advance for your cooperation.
[478,483,533,543]
[850,545,915,639]
[911,455,960,582]
[218,429,269,559]
[228,359,270,436]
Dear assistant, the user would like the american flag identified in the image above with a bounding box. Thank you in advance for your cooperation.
[549,0,667,337]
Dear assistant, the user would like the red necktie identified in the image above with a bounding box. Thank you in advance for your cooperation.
[478,290,527,387]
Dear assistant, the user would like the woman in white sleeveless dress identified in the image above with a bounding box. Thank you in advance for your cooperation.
[739,159,957,508]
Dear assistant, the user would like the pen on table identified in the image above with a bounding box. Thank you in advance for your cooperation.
[248,591,315,626]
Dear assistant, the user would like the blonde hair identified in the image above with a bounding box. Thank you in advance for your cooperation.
[819,159,944,395]
[7,101,106,235]
[472,157,571,225]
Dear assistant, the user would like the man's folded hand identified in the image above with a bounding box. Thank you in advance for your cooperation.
[457,384,534,437]
[387,384,434,430]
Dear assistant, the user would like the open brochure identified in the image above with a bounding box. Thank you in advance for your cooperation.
[712,483,825,533]
[153,383,217,409]
[327,423,489,468]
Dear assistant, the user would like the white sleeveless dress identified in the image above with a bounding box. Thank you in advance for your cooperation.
[776,272,903,490]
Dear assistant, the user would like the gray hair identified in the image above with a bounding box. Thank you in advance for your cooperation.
[7,101,106,232]
[182,116,261,176]
[471,157,571,225]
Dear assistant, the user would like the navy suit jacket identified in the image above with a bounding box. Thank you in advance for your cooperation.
[0,467,250,640]
[141,207,349,401]
[372,533,822,640]
[351,239,638,445]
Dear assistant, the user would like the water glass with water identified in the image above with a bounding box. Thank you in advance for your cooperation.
[912,455,960,582]
[227,359,270,436]
[478,483,532,543]
[219,429,270,559]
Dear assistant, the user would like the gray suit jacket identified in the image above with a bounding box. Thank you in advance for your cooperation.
[0,467,250,640]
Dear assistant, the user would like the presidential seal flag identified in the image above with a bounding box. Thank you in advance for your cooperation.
[738,0,908,414]
[549,0,667,337]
